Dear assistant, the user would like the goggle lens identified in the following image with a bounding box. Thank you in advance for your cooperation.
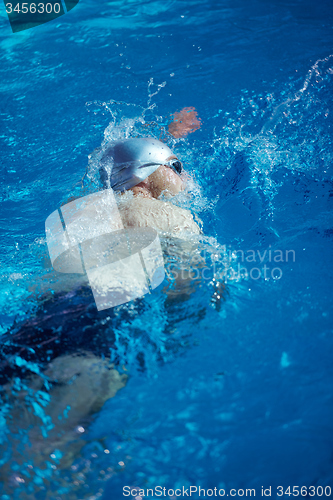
[166,159,183,175]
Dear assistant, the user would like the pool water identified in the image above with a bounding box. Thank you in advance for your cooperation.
[0,0,333,498]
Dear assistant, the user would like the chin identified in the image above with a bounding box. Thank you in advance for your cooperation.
[169,183,183,196]
[171,178,184,194]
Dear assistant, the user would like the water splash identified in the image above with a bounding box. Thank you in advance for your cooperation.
[261,53,333,135]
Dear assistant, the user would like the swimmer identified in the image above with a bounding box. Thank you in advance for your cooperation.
[0,108,226,498]
[0,107,227,497]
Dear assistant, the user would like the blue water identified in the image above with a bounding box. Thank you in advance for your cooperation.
[1,0,333,498]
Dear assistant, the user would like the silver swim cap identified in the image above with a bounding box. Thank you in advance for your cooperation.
[99,138,174,191]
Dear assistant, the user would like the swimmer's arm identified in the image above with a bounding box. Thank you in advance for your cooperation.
[168,107,202,138]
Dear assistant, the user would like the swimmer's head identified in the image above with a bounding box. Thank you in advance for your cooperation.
[99,138,184,196]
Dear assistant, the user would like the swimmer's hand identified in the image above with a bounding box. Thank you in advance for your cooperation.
[168,107,202,138]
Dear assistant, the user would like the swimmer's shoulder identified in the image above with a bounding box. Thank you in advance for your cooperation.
[118,195,201,236]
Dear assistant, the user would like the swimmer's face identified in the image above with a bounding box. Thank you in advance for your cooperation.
[148,155,184,198]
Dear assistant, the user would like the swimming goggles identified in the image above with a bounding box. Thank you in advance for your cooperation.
[138,159,183,176]
[163,159,183,175]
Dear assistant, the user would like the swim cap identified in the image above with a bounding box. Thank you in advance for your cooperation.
[99,138,174,191]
